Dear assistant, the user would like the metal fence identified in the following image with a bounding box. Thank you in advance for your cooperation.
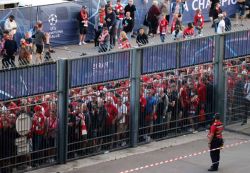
[0,31,250,172]
[138,64,215,143]
[0,93,58,173]
[224,62,250,126]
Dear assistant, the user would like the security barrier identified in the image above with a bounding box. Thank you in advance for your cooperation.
[0,31,250,172]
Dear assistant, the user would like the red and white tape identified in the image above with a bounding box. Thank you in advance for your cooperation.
[119,139,250,173]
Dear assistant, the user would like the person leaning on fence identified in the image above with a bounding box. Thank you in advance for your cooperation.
[183,23,194,39]
[172,24,183,40]
[194,9,204,36]
[223,11,231,32]
[4,15,17,39]
[216,14,225,34]
[19,38,32,66]
[159,14,168,42]
[136,27,148,47]
[98,26,110,53]
[118,31,131,49]
[2,33,17,68]
[122,11,134,40]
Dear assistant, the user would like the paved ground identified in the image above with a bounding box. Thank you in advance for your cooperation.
[29,131,250,173]
[50,18,250,60]
[1,18,250,70]
[226,118,250,135]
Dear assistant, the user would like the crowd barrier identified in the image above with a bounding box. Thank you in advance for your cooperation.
[0,31,249,172]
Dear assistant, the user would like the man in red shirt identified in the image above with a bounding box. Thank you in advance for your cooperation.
[115,0,125,38]
[105,97,118,148]
[207,113,224,171]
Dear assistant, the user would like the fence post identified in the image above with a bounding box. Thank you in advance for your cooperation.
[130,48,141,147]
[57,59,69,164]
[214,34,226,122]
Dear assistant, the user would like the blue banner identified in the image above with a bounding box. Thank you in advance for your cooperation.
[224,31,250,59]
[70,51,130,88]
[142,43,177,74]
[180,36,214,67]
[182,0,237,23]
[0,63,57,101]
[0,1,238,45]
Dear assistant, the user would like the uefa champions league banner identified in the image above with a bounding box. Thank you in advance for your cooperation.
[182,0,238,23]
[0,63,57,101]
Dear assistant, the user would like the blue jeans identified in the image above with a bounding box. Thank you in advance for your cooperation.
[160,33,166,42]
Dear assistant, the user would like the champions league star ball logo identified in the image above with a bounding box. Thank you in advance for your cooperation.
[48,14,58,26]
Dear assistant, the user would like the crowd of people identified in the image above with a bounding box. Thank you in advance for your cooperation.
[0,0,250,68]
[0,16,54,69]
[224,57,250,126]
[0,59,249,171]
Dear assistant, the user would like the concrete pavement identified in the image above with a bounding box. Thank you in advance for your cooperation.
[29,131,250,173]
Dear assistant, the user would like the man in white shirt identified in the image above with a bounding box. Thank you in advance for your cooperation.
[216,14,225,34]
[116,97,128,146]
[4,15,17,37]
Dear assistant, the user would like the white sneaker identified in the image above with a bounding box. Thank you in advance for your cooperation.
[79,42,82,46]
[82,41,87,45]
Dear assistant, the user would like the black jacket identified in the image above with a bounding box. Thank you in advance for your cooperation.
[105,11,116,28]
[124,4,136,19]
[136,33,148,46]
[122,17,134,33]
[4,39,17,56]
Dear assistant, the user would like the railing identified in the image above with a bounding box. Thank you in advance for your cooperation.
[0,30,250,172]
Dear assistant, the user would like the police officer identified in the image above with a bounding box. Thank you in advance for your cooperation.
[207,113,224,171]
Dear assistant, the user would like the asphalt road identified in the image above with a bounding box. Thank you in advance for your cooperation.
[68,133,250,173]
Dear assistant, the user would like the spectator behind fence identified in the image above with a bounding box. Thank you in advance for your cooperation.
[118,31,131,49]
[211,3,222,33]
[217,14,225,34]
[223,11,231,31]
[78,6,89,45]
[105,0,112,15]
[136,27,148,47]
[243,75,250,125]
[122,11,134,40]
[172,24,183,40]
[209,0,220,21]
[94,6,106,47]
[34,22,46,64]
[2,34,17,68]
[124,0,136,20]
[147,0,161,37]
[115,0,125,39]
[98,27,110,53]
[19,38,32,65]
[4,15,17,38]
[160,0,171,23]
[194,9,204,36]
[105,7,117,49]
[171,0,185,16]
[236,0,246,26]
[159,14,168,42]
[183,23,194,38]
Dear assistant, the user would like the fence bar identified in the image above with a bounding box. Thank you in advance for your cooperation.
[214,35,226,122]
[130,49,141,147]
[57,59,69,164]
